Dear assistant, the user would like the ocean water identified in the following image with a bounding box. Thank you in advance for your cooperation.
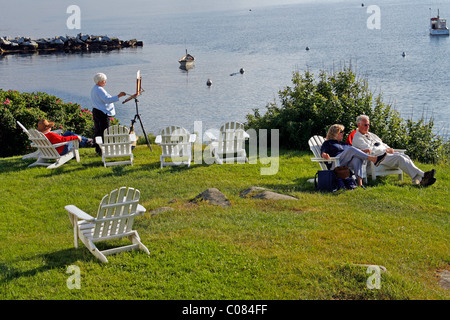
[1,0,449,139]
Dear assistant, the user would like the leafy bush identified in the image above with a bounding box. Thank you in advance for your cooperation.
[245,68,447,163]
[0,89,95,157]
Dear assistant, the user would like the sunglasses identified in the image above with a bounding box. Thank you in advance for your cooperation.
[363,124,370,127]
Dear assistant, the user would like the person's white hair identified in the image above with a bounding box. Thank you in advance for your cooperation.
[356,115,370,124]
[94,73,107,84]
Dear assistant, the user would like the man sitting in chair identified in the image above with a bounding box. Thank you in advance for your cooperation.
[37,119,93,155]
[351,115,436,187]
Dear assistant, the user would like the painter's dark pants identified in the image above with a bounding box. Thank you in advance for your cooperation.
[93,108,110,155]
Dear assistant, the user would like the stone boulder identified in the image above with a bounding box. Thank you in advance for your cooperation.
[252,191,298,200]
[148,207,174,217]
[240,186,298,200]
[191,188,231,207]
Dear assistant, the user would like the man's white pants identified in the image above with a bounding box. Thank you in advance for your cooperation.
[381,152,424,182]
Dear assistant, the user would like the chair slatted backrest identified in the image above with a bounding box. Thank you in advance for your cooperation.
[28,129,61,159]
[93,187,141,239]
[103,125,132,156]
[308,135,329,171]
[17,121,30,136]
[159,126,191,157]
[218,121,246,154]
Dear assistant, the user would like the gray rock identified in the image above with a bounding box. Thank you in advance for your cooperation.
[437,270,450,290]
[239,186,267,198]
[252,191,298,200]
[240,186,298,200]
[191,188,231,207]
[148,207,174,217]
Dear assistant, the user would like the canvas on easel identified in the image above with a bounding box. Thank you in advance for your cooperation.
[122,70,152,151]
[123,70,144,104]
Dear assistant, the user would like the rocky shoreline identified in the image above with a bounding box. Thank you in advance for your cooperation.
[0,33,143,54]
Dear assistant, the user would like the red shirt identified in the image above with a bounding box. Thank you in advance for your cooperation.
[346,130,357,145]
[44,131,78,154]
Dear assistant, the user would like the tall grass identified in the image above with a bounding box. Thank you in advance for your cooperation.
[0,145,448,300]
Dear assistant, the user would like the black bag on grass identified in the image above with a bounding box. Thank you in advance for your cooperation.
[314,170,337,192]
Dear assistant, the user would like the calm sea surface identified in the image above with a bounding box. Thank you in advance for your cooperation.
[1,0,449,138]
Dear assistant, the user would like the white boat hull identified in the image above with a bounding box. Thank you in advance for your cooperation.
[430,28,449,35]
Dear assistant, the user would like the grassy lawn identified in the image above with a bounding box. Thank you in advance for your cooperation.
[0,145,448,300]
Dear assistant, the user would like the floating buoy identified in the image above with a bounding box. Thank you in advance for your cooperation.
[206,78,212,86]
[240,67,245,74]
[402,51,406,57]
[306,46,310,51]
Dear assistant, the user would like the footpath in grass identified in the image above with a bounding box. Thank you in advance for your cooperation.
[0,146,448,300]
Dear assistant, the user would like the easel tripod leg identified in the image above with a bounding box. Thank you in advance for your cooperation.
[137,114,152,151]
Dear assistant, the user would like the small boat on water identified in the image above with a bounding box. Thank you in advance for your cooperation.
[178,49,195,69]
[430,9,449,36]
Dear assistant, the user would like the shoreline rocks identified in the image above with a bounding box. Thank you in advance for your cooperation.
[0,33,143,55]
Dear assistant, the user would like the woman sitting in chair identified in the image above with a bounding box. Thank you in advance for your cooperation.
[37,119,93,155]
[321,124,387,188]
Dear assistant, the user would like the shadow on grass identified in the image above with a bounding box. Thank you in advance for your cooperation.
[0,157,33,174]
[260,176,391,195]
[0,248,96,285]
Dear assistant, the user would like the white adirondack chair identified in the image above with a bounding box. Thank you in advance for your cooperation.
[65,187,149,263]
[205,121,249,164]
[26,128,80,169]
[308,135,367,183]
[308,135,341,170]
[155,125,196,168]
[366,155,404,181]
[17,121,62,159]
[95,125,134,167]
[17,121,41,159]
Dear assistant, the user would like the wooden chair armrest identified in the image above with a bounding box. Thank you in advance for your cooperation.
[137,204,146,215]
[65,205,95,221]
[204,131,217,141]
[311,157,339,162]
[53,140,75,148]
[95,136,103,145]
[155,135,162,144]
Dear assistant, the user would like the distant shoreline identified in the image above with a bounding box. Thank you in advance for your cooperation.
[0,34,143,55]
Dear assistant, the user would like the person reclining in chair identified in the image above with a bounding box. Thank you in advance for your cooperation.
[351,115,436,187]
[321,124,387,189]
[37,119,93,155]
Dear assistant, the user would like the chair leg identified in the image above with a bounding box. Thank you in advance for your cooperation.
[28,157,50,168]
[88,240,108,263]
[22,150,40,159]
[130,232,150,255]
[47,153,74,169]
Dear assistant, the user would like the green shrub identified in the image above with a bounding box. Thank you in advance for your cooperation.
[0,89,95,157]
[245,68,447,164]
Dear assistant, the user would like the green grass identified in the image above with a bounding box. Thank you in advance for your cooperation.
[0,145,448,300]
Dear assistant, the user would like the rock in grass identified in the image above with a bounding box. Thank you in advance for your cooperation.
[239,186,267,198]
[240,186,298,200]
[437,270,450,290]
[252,191,298,200]
[191,188,231,207]
[149,207,174,217]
